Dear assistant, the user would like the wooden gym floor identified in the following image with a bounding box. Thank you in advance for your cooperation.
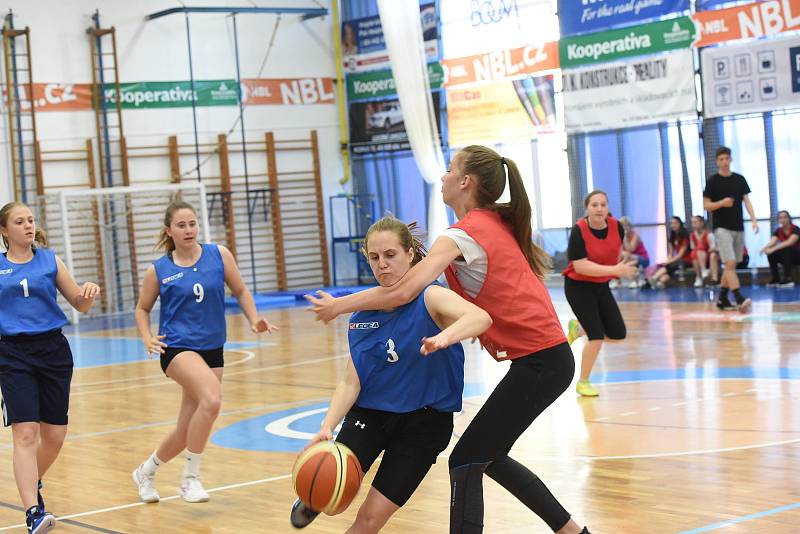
[0,287,799,533]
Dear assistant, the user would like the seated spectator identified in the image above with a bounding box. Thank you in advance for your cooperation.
[619,216,649,288]
[648,216,690,289]
[761,210,800,287]
[689,215,720,287]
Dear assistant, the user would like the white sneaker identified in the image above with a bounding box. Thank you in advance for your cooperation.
[609,279,620,288]
[694,277,703,288]
[132,465,160,503]
[627,279,640,289]
[180,475,209,503]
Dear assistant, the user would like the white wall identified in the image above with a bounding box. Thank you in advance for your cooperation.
[0,0,344,276]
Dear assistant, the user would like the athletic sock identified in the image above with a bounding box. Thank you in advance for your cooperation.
[732,289,744,304]
[141,451,163,476]
[184,450,203,478]
[719,287,730,302]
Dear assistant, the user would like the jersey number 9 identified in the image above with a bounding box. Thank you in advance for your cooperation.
[193,283,204,303]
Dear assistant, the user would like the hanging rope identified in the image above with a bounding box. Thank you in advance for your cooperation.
[178,13,282,179]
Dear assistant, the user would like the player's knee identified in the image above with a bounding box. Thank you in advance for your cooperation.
[13,426,38,448]
[199,392,222,417]
[353,506,389,534]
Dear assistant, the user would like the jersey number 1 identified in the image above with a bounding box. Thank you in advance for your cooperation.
[20,278,29,298]
[193,283,204,303]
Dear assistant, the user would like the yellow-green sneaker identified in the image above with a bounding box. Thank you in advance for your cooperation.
[567,319,583,345]
[576,380,599,397]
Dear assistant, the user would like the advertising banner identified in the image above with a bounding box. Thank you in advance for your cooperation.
[562,49,697,133]
[701,34,800,118]
[1,78,335,112]
[346,64,444,101]
[440,0,559,59]
[348,94,442,154]
[558,0,689,37]
[342,3,437,56]
[691,0,800,48]
[559,16,696,68]
[441,41,559,87]
[447,75,556,147]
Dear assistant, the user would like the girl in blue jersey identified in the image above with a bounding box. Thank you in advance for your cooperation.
[290,216,492,532]
[0,202,100,534]
[132,201,277,504]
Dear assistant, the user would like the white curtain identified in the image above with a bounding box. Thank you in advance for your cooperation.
[377,0,449,242]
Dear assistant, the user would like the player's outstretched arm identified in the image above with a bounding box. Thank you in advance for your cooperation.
[220,245,278,334]
[306,236,462,323]
[420,284,492,356]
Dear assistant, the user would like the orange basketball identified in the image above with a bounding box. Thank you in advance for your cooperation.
[292,440,364,515]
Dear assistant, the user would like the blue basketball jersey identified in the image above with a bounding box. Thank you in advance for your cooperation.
[348,284,465,413]
[0,248,68,336]
[154,243,226,350]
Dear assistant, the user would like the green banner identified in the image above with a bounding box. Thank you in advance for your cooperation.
[347,63,444,100]
[559,17,696,68]
[103,80,240,109]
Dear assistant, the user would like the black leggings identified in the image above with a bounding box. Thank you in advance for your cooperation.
[767,247,800,281]
[564,277,626,341]
[449,343,575,533]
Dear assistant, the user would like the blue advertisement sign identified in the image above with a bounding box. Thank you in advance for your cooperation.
[791,46,800,93]
[558,0,690,37]
[342,3,437,56]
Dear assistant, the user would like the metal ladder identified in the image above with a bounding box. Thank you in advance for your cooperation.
[2,11,43,212]
[87,11,139,308]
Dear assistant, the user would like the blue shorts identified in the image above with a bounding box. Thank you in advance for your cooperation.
[0,330,73,426]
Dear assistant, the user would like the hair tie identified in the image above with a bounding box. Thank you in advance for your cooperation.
[500,157,506,165]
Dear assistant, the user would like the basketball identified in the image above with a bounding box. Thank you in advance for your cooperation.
[292,440,364,516]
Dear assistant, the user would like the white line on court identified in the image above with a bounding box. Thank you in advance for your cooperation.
[0,473,293,530]
[70,354,348,396]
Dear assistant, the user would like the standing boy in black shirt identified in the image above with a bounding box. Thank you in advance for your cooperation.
[702,146,759,311]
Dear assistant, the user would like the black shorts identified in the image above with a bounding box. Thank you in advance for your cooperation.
[160,347,224,375]
[0,329,73,426]
[335,405,453,507]
[564,277,626,341]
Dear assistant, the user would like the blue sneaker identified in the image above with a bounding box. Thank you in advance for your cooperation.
[37,480,45,513]
[26,506,56,534]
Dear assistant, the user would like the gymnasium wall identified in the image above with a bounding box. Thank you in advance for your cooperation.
[0,0,343,264]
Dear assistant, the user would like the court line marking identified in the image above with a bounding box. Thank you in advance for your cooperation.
[679,502,800,533]
[506,437,800,461]
[70,354,348,396]
[72,348,258,388]
[0,397,330,451]
[0,473,293,530]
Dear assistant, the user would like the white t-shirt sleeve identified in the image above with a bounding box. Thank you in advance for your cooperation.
[440,228,485,265]
[439,228,488,299]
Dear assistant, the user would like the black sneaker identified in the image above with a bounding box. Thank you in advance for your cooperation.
[766,278,780,287]
[778,280,796,288]
[26,506,56,534]
[290,498,319,529]
[716,299,736,311]
[37,480,45,513]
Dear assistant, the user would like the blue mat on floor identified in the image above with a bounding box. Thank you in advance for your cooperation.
[225,285,376,311]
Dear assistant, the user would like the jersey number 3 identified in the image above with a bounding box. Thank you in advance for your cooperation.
[386,338,399,363]
[193,283,204,303]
